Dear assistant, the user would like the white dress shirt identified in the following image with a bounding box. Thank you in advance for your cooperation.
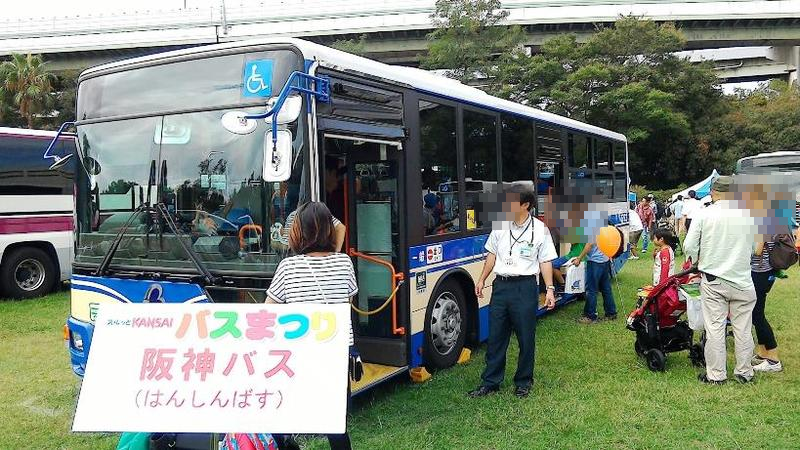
[485,216,558,277]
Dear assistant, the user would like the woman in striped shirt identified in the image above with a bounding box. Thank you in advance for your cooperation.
[267,201,358,450]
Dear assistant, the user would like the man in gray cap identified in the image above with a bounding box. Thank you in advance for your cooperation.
[684,175,758,384]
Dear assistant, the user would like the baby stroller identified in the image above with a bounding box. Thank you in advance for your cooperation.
[626,268,704,371]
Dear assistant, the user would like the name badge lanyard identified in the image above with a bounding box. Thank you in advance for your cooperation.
[507,219,532,266]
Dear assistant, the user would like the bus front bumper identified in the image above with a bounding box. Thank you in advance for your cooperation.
[66,317,94,378]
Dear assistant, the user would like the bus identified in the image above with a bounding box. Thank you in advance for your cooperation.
[61,38,629,389]
[736,151,800,227]
[0,127,75,298]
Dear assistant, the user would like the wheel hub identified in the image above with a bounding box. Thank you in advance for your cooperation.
[15,258,46,292]
[430,292,462,356]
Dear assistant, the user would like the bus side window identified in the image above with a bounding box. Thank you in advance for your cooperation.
[419,101,459,236]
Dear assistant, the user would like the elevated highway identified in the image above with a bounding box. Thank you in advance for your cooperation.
[0,0,799,75]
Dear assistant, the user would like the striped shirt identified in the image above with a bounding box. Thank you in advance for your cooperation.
[751,241,776,273]
[267,253,357,344]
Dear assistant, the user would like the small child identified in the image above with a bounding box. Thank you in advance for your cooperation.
[652,228,679,285]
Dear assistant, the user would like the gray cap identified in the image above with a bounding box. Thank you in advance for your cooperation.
[711,175,733,193]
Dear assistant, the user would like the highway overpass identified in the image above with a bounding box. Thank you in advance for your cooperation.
[0,0,799,81]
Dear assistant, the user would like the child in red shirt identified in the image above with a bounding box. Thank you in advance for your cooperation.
[652,228,679,285]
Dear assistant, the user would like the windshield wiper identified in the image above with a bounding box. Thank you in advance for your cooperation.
[94,160,157,277]
[94,204,147,277]
[154,202,218,286]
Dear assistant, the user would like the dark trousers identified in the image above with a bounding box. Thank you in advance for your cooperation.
[584,261,616,320]
[752,270,778,350]
[480,276,538,389]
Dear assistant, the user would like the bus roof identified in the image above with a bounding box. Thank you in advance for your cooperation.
[0,126,60,138]
[79,38,627,143]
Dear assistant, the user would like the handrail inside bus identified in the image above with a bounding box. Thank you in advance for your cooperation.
[244,70,330,150]
[348,247,406,336]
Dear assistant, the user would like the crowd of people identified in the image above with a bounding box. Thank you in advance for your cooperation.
[246,173,798,449]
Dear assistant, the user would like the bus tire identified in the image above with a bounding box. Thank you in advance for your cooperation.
[423,279,467,370]
[1,247,57,299]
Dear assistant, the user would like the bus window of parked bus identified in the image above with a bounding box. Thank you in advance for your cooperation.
[567,134,592,192]
[463,109,498,230]
[501,115,534,184]
[420,100,459,236]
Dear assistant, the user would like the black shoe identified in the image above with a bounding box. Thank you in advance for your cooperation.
[467,385,499,398]
[698,373,725,385]
[735,374,754,384]
[604,314,618,321]
[514,386,530,398]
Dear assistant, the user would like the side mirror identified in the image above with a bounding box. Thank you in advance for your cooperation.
[48,153,74,170]
[221,111,258,135]
[263,130,292,182]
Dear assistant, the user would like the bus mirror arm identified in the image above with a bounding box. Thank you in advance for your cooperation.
[44,121,77,170]
[243,71,330,148]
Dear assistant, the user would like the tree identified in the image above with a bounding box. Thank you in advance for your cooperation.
[0,53,53,129]
[699,80,800,172]
[331,35,369,57]
[421,0,524,83]
[489,17,725,188]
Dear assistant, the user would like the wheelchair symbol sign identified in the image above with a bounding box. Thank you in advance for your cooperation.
[242,60,274,98]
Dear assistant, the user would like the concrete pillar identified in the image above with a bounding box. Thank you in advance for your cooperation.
[789,46,800,87]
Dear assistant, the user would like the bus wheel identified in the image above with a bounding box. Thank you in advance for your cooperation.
[424,279,467,370]
[1,247,57,299]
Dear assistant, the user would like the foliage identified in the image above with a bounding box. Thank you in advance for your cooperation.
[331,35,370,57]
[490,17,726,189]
[697,80,800,173]
[421,0,524,83]
[0,53,53,129]
[629,183,688,203]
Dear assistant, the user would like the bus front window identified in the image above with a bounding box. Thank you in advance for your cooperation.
[75,108,307,275]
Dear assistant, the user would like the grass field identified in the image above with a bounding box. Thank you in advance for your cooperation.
[1,255,798,449]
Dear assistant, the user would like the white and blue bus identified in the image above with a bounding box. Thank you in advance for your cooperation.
[61,38,628,391]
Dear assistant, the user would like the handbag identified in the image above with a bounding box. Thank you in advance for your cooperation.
[769,229,799,270]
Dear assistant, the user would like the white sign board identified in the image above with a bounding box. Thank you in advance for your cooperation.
[73,303,350,434]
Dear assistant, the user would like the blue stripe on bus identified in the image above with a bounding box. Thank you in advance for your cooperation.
[408,234,489,270]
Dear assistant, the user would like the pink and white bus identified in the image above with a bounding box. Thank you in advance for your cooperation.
[0,127,75,298]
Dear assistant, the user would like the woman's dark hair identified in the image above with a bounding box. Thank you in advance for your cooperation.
[288,202,336,254]
[654,227,679,251]
[506,183,536,212]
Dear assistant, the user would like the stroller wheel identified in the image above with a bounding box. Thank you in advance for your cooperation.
[689,343,705,367]
[646,349,666,372]
[634,339,646,358]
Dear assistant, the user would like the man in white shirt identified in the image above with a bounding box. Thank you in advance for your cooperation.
[468,184,557,399]
[682,190,701,231]
[684,176,758,384]
[628,206,644,259]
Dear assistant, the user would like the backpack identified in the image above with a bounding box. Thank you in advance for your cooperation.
[222,434,278,450]
[769,233,799,270]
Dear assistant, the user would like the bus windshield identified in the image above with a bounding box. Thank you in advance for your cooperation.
[74,51,308,276]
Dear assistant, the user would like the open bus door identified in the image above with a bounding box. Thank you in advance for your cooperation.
[321,134,408,393]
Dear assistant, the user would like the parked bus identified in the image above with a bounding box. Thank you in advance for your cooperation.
[736,151,800,227]
[0,127,75,298]
[61,38,629,388]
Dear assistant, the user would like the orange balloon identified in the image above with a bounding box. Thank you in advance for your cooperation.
[596,225,623,258]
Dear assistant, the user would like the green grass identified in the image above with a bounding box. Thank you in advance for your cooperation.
[1,257,798,449]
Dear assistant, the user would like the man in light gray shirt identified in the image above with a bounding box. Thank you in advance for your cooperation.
[684,176,757,384]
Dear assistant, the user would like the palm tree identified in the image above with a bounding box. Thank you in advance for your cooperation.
[0,53,53,129]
